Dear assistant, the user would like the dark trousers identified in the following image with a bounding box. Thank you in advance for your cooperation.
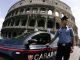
[55,43,71,60]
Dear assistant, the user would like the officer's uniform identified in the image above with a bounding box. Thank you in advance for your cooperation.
[55,26,74,60]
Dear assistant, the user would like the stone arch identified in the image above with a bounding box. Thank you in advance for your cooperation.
[47,19,54,28]
[26,7,30,13]
[21,19,27,26]
[40,8,46,13]
[15,19,20,26]
[11,19,15,26]
[32,7,38,13]
[8,32,11,38]
[29,18,36,27]
[7,19,11,26]
[37,17,45,27]
[13,32,17,37]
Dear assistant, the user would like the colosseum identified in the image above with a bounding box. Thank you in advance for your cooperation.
[1,0,78,44]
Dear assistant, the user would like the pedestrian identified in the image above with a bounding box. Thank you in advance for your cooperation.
[50,16,74,60]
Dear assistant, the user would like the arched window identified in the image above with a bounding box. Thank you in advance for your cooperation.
[38,18,45,27]
[15,19,20,26]
[48,10,52,15]
[47,20,54,28]
[33,8,37,13]
[21,19,27,26]
[55,11,59,17]
[11,20,14,26]
[15,10,18,15]
[5,32,7,37]
[61,13,64,17]
[3,21,7,27]
[13,32,17,37]
[26,8,30,13]
[40,8,46,13]
[11,12,14,16]
[7,20,11,26]
[20,8,24,14]
[29,19,36,27]
[8,32,11,38]
[56,23,60,29]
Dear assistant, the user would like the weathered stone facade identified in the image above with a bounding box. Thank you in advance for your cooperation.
[1,0,78,44]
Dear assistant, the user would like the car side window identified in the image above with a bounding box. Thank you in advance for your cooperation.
[32,33,51,44]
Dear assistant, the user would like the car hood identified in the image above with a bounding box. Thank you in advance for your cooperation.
[0,39,24,50]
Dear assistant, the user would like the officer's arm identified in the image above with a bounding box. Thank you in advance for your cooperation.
[71,37,74,47]
[49,30,59,44]
[70,29,75,47]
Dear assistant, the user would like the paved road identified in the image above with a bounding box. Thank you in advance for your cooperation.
[69,46,80,60]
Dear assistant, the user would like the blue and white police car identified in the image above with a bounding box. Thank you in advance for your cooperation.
[0,31,58,60]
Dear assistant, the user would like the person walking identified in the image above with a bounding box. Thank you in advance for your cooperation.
[50,16,74,60]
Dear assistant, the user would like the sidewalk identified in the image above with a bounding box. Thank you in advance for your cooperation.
[69,46,80,60]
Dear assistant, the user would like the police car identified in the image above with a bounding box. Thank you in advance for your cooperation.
[0,31,58,60]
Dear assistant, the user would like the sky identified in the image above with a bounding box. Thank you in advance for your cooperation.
[0,0,80,38]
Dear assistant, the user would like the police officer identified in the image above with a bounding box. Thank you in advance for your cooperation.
[51,16,74,60]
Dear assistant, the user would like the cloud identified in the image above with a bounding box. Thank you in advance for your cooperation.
[0,18,4,31]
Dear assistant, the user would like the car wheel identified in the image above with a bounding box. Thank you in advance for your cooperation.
[0,56,9,60]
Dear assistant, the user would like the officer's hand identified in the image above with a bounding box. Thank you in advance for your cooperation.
[70,46,74,53]
[46,43,50,48]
